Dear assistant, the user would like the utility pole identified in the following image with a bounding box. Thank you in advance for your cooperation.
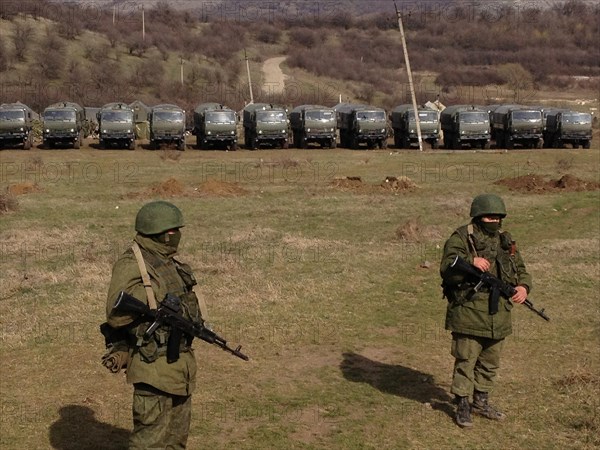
[112,5,116,25]
[180,57,184,86]
[394,2,423,151]
[142,5,145,41]
[245,49,254,105]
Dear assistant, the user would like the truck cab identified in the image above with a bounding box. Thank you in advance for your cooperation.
[0,103,34,150]
[97,103,136,150]
[290,105,336,148]
[149,104,186,150]
[42,102,84,149]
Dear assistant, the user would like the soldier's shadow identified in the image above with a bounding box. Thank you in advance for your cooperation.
[49,405,129,450]
[340,352,454,418]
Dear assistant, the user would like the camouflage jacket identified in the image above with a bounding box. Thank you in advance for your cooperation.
[440,222,532,340]
[106,234,201,396]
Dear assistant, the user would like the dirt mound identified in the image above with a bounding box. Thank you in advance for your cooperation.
[395,216,443,242]
[195,179,248,197]
[380,176,417,192]
[495,174,600,193]
[148,178,186,197]
[329,176,364,190]
[126,177,188,199]
[330,176,418,194]
[6,182,43,195]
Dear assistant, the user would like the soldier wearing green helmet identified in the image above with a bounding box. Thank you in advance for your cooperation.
[440,194,532,428]
[106,201,202,448]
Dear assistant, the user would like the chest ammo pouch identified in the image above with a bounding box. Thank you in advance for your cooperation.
[132,246,204,364]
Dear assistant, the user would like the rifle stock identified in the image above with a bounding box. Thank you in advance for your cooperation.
[112,291,250,360]
[449,256,550,321]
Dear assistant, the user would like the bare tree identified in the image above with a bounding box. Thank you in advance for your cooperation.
[0,36,10,72]
[497,63,535,103]
[13,22,33,62]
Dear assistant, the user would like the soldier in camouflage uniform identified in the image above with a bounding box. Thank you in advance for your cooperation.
[440,194,532,428]
[106,201,202,449]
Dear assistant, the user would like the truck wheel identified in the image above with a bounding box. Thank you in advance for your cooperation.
[177,140,185,151]
[536,139,543,149]
[482,141,490,150]
[23,139,31,150]
[506,138,514,150]
[401,135,410,149]
[329,139,336,149]
[282,140,289,149]
[583,141,591,149]
[73,138,81,149]
[432,140,440,150]
[129,140,135,150]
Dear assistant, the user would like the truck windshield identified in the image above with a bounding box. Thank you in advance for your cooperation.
[153,111,184,122]
[462,112,488,124]
[0,110,25,121]
[512,111,541,122]
[256,111,286,123]
[206,111,236,124]
[101,111,133,123]
[305,110,334,121]
[356,111,386,121]
[44,110,76,122]
[562,113,591,125]
[408,111,437,123]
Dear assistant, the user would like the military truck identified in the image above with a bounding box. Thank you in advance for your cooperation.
[42,102,85,149]
[193,103,238,150]
[0,102,34,149]
[334,103,388,149]
[543,109,592,149]
[289,105,337,149]
[391,104,440,149]
[148,104,186,150]
[440,105,491,150]
[242,103,288,150]
[491,105,543,149]
[97,102,136,150]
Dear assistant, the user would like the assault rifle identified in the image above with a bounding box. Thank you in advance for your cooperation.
[112,291,250,361]
[450,256,550,321]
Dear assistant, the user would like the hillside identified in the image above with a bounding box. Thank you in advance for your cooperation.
[0,0,598,114]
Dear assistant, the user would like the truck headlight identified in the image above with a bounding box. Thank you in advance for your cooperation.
[330,128,334,132]
[410,129,414,133]
[207,131,212,135]
[381,129,386,133]
[307,128,311,133]
[127,129,131,133]
[281,129,286,134]
[70,128,75,133]
[103,130,107,133]
[45,129,50,133]
[231,130,235,135]
[461,130,466,134]
[258,130,263,134]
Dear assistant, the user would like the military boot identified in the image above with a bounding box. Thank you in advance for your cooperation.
[472,391,506,421]
[455,395,473,428]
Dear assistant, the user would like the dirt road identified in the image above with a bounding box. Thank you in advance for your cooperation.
[262,56,288,94]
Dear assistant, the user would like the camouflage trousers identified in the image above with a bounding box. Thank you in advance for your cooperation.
[129,383,192,450]
[450,332,505,398]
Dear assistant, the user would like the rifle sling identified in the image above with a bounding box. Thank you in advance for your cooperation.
[132,242,158,310]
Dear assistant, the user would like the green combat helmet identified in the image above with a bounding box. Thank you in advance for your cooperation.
[135,201,184,235]
[469,194,507,218]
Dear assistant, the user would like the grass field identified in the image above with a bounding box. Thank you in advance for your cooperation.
[1,141,599,449]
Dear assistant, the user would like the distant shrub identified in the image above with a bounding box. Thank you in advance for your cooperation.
[289,28,317,48]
